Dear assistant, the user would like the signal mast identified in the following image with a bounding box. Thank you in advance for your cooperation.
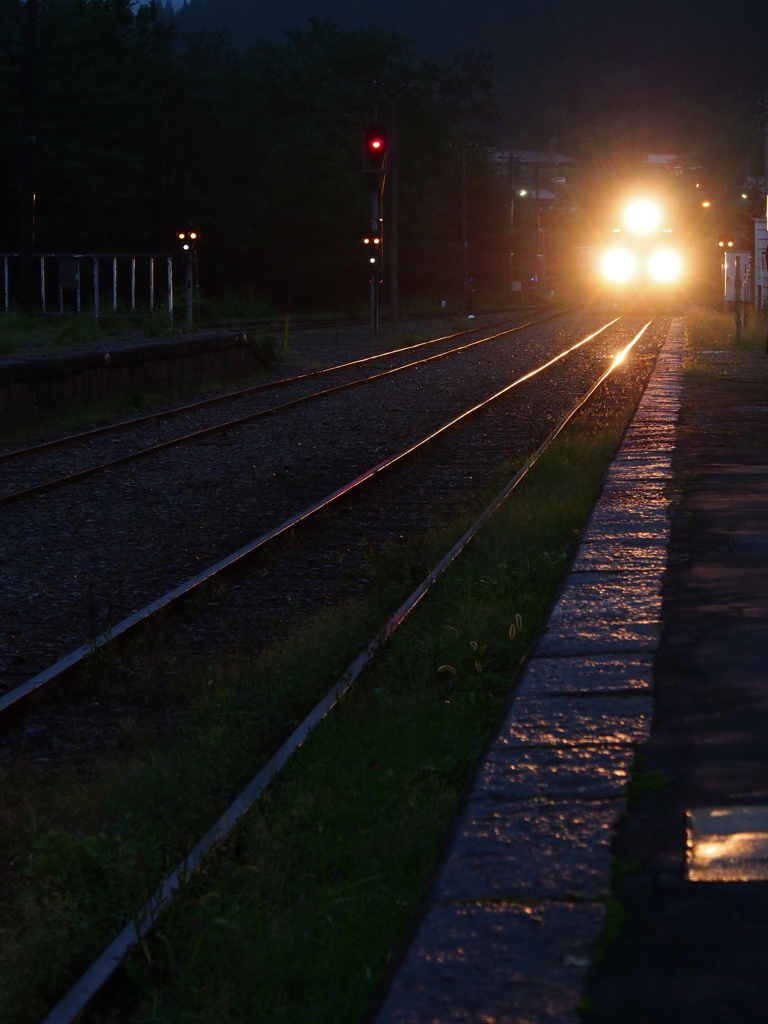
[362,124,388,334]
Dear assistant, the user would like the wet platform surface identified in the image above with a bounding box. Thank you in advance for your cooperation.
[583,345,768,1023]
[373,321,686,1023]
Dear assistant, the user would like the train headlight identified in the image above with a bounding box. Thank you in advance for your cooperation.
[623,199,662,235]
[601,248,637,283]
[647,249,682,283]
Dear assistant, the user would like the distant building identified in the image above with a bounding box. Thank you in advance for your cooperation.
[491,148,578,208]
[643,153,682,170]
[492,149,578,168]
[488,148,579,295]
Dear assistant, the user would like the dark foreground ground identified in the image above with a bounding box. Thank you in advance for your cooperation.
[587,345,768,1023]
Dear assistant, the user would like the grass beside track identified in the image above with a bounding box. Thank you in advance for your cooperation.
[0,369,651,1024]
[685,306,767,352]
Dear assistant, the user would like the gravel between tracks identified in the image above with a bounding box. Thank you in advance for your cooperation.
[1,311,668,770]
[0,313,537,494]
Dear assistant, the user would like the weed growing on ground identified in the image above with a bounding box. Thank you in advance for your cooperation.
[686,306,767,352]
[0,311,49,354]
[576,993,595,1017]
[0,312,37,334]
[195,290,278,324]
[53,314,101,346]
[592,896,630,966]
[382,328,437,347]
[626,768,670,803]
[144,307,175,337]
[252,331,279,364]
[97,316,135,336]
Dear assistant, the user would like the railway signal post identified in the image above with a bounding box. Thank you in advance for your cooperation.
[362,124,388,335]
[176,226,199,328]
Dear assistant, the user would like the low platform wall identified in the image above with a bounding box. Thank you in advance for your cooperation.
[0,332,271,430]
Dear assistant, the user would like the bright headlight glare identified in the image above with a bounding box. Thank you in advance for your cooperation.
[601,248,637,283]
[623,199,662,234]
[648,249,682,282]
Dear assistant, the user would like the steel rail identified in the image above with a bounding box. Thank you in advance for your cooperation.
[0,310,576,505]
[0,309,552,466]
[0,317,621,724]
[37,320,653,1024]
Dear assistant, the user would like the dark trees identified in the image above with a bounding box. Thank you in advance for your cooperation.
[0,2,507,310]
[0,0,180,252]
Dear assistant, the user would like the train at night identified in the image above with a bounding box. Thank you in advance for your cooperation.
[593,196,687,307]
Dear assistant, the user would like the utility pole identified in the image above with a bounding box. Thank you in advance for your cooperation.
[389,95,399,323]
[508,150,516,300]
[462,147,469,310]
[20,0,38,311]
[534,163,544,291]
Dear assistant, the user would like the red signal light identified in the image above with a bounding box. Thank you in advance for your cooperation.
[363,124,388,172]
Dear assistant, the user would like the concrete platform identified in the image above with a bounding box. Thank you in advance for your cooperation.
[584,344,768,1023]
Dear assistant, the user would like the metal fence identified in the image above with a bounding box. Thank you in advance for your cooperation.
[1,254,174,317]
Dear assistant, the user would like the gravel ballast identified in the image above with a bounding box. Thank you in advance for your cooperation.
[1,311,668,770]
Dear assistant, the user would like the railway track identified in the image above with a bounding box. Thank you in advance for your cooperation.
[33,318,655,1024]
[1,311,534,464]
[0,312,650,729]
[0,309,567,504]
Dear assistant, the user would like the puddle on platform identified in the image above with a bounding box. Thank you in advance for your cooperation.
[687,806,768,881]
[729,534,768,558]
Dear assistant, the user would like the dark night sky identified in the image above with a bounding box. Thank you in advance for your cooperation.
[176,0,768,96]
[173,0,768,163]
